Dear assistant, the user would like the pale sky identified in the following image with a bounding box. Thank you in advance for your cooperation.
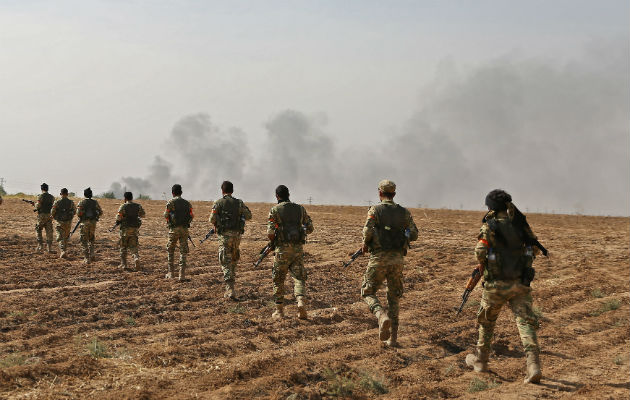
[1,1,628,214]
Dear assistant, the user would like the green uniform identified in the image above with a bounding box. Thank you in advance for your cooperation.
[267,201,313,304]
[76,198,103,260]
[473,204,541,355]
[164,196,194,275]
[51,197,76,253]
[117,201,146,267]
[210,194,252,291]
[35,192,55,247]
[361,199,418,330]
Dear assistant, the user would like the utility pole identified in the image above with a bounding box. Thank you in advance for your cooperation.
[0,177,5,187]
[308,196,312,205]
[367,200,373,207]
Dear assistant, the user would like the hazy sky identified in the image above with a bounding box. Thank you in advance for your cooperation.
[1,1,628,214]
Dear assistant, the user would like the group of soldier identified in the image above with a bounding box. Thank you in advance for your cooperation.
[14,179,544,384]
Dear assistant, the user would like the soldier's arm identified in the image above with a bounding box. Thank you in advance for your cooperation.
[241,201,252,221]
[362,206,377,251]
[116,204,125,222]
[35,194,43,212]
[475,223,492,266]
[267,208,278,241]
[302,207,314,234]
[51,201,58,218]
[189,203,194,221]
[209,203,219,226]
[71,201,77,216]
[138,204,146,218]
[96,201,103,217]
[163,201,172,222]
[76,200,84,218]
[406,209,419,242]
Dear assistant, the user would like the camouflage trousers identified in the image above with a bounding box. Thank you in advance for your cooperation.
[361,251,404,327]
[120,227,140,261]
[36,213,53,245]
[55,220,72,252]
[166,226,189,268]
[79,220,97,258]
[218,232,241,287]
[476,280,540,354]
[272,243,307,304]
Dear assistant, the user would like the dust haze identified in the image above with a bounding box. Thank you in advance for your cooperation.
[111,40,629,215]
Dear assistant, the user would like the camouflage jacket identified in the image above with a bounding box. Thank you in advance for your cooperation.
[210,194,252,234]
[77,198,103,221]
[267,201,314,244]
[362,199,418,253]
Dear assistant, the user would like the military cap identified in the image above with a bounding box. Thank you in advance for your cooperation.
[378,179,396,194]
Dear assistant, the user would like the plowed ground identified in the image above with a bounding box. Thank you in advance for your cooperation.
[0,198,628,399]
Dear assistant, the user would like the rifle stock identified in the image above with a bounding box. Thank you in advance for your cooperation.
[69,219,81,238]
[200,228,216,245]
[108,221,121,232]
[342,248,364,268]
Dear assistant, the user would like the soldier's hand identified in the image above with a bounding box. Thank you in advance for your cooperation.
[361,243,368,254]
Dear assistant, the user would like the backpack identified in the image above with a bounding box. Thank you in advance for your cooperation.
[373,203,407,251]
[277,202,305,244]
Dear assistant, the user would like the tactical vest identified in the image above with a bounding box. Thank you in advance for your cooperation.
[55,198,74,221]
[39,193,54,214]
[485,217,531,281]
[122,203,141,228]
[81,199,98,221]
[170,197,192,228]
[276,202,305,244]
[215,196,243,234]
[373,203,407,251]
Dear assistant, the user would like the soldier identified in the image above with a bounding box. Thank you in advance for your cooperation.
[76,187,103,264]
[210,181,252,300]
[34,183,55,252]
[361,180,418,346]
[164,184,194,281]
[267,185,313,319]
[51,188,76,258]
[116,191,146,271]
[465,189,543,384]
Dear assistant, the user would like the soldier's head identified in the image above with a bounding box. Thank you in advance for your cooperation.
[275,185,290,202]
[221,181,234,195]
[124,192,133,202]
[60,188,69,197]
[485,189,512,211]
[171,184,182,197]
[84,187,93,199]
[41,183,49,192]
[378,179,396,200]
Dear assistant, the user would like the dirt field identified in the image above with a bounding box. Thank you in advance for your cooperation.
[0,197,628,399]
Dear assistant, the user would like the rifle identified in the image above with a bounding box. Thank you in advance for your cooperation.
[21,199,35,206]
[456,264,485,315]
[253,241,275,268]
[108,221,121,232]
[199,228,216,245]
[188,235,196,248]
[69,219,81,237]
[342,248,364,268]
[526,238,548,257]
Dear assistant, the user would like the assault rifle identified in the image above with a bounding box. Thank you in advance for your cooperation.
[200,228,216,245]
[188,235,196,248]
[342,248,364,268]
[21,199,36,206]
[456,264,485,316]
[69,219,81,238]
[253,241,275,268]
[108,220,121,232]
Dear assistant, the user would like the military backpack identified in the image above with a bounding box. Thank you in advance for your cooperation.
[373,203,407,251]
[276,202,306,244]
[484,216,534,283]
[215,196,244,234]
[81,199,98,221]
[122,203,141,228]
[169,197,192,228]
[38,193,54,214]
[55,198,74,221]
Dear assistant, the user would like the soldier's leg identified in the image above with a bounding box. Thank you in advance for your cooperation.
[35,216,44,250]
[361,258,390,340]
[288,247,308,319]
[230,235,241,287]
[466,285,507,371]
[44,217,53,251]
[119,229,128,269]
[218,235,234,291]
[79,223,90,262]
[178,229,189,280]
[88,222,96,260]
[165,230,177,278]
[272,247,291,318]
[509,285,542,383]
[129,231,140,269]
[385,263,404,345]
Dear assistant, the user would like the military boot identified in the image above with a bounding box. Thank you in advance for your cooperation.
[178,266,187,281]
[46,243,53,253]
[165,264,176,279]
[36,243,43,252]
[119,253,128,271]
[59,250,67,259]
[89,244,96,262]
[133,255,140,271]
[523,351,542,384]
[224,282,236,300]
[386,324,399,347]
[375,310,391,341]
[296,296,307,320]
[466,348,490,372]
[83,249,91,265]
[272,303,284,319]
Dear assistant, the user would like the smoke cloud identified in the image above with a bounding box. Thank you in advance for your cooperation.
[111,39,629,215]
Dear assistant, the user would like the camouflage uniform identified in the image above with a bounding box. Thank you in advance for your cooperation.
[361,199,418,339]
[267,201,313,306]
[116,201,146,270]
[51,197,76,256]
[164,196,194,279]
[76,198,103,261]
[210,194,252,295]
[473,204,541,356]
[35,192,55,250]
